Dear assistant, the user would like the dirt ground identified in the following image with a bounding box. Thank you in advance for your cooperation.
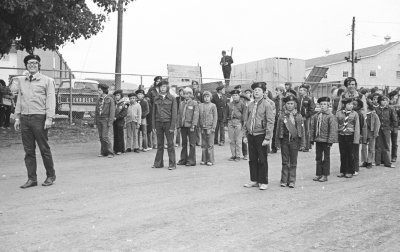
[1,131,400,251]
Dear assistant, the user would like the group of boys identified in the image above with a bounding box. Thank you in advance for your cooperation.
[93,75,399,192]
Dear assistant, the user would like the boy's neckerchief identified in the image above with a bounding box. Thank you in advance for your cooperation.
[283,108,298,138]
[340,109,352,132]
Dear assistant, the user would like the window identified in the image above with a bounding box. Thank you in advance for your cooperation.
[397,71,400,79]
[343,71,349,77]
[324,73,328,78]
[370,70,377,77]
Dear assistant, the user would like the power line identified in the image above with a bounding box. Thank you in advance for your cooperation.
[358,20,400,24]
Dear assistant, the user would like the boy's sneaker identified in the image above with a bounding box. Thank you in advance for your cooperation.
[206,162,213,166]
[116,152,122,155]
[259,184,268,190]
[353,171,359,176]
[385,164,396,168]
[288,183,295,188]
[200,161,206,165]
[280,183,286,187]
[243,155,248,160]
[235,157,240,162]
[133,149,140,153]
[228,157,236,161]
[244,181,259,188]
[391,158,397,163]
[366,163,373,169]
[126,148,132,152]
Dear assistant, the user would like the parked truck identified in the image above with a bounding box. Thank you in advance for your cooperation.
[56,79,100,119]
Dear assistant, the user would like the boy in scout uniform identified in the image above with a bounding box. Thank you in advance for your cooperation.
[177,87,199,166]
[242,82,275,190]
[226,89,246,161]
[275,94,304,188]
[95,84,115,158]
[310,97,338,182]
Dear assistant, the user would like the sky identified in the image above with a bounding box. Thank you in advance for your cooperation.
[59,0,400,87]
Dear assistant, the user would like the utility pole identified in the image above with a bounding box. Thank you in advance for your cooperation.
[115,0,123,90]
[345,16,361,77]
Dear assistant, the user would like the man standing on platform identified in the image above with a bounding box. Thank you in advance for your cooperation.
[212,85,228,146]
[220,50,234,86]
[14,54,56,188]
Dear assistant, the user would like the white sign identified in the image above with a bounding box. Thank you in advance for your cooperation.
[167,64,201,87]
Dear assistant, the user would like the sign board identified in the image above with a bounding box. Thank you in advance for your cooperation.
[305,66,329,83]
[167,64,202,88]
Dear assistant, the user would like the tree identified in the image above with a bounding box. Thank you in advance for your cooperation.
[0,0,134,55]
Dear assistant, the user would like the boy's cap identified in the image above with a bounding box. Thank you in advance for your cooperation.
[317,97,330,103]
[283,95,298,103]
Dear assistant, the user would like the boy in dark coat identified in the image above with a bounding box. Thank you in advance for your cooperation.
[275,94,304,188]
[212,85,228,145]
[388,90,400,162]
[310,97,338,182]
[297,84,316,152]
[375,95,397,168]
[135,89,149,151]
[95,84,115,158]
[113,90,128,155]
[152,80,178,170]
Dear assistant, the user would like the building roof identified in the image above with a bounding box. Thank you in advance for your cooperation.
[306,41,400,69]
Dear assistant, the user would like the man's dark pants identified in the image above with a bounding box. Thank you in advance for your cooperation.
[97,119,114,156]
[280,137,299,184]
[179,127,196,165]
[248,134,268,184]
[20,115,55,181]
[391,129,398,161]
[315,142,331,176]
[222,66,231,85]
[214,120,225,144]
[154,121,176,168]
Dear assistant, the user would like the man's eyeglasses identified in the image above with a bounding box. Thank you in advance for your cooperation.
[27,61,39,65]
